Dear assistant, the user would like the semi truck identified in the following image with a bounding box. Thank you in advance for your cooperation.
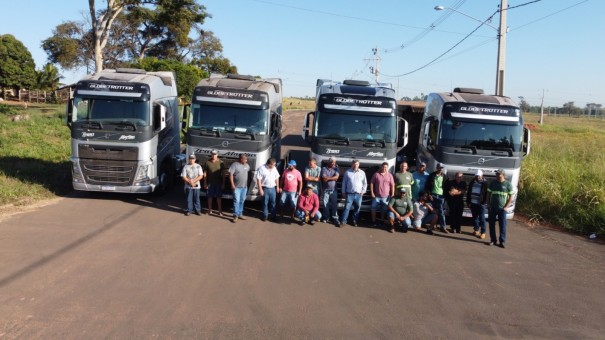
[410,87,531,219]
[181,74,283,200]
[66,68,181,194]
[299,79,408,207]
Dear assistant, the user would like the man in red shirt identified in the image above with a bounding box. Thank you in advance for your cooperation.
[295,184,322,225]
[280,159,303,222]
[370,162,395,227]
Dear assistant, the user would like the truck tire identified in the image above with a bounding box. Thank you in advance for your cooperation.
[155,163,173,195]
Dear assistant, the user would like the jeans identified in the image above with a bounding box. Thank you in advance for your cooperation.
[341,193,362,224]
[280,191,298,209]
[321,189,339,222]
[371,197,389,212]
[488,206,507,244]
[431,194,446,229]
[262,187,277,219]
[471,203,486,233]
[185,187,201,213]
[448,198,464,231]
[386,211,411,230]
[233,187,247,217]
[295,209,322,221]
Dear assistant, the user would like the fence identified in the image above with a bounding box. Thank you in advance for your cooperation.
[2,87,72,104]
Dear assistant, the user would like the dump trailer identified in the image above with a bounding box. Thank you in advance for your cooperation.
[417,87,531,218]
[182,74,283,200]
[66,68,181,193]
[300,79,408,208]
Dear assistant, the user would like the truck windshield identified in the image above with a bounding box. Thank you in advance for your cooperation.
[315,111,396,143]
[191,104,268,134]
[74,97,150,126]
[440,118,523,152]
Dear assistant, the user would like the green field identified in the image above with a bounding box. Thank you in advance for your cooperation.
[519,113,605,234]
[0,102,603,235]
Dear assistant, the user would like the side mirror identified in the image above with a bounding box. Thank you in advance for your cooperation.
[302,111,314,143]
[181,104,190,134]
[523,126,531,156]
[66,98,74,129]
[154,103,167,132]
[398,117,408,148]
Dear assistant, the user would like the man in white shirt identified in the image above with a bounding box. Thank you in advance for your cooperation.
[181,154,204,216]
[256,158,281,221]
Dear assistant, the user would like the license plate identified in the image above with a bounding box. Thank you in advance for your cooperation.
[462,211,472,218]
[101,186,116,191]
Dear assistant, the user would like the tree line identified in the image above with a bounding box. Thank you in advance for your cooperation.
[0,0,237,99]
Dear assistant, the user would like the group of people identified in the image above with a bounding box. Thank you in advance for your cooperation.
[181,152,513,247]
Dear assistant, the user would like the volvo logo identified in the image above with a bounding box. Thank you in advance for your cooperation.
[478,158,486,165]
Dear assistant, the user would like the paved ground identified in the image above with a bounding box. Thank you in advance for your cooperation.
[0,109,603,338]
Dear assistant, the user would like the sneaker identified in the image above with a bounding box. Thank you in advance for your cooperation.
[472,230,481,237]
[233,216,238,223]
[185,211,191,216]
[309,220,315,226]
[488,241,497,246]
[206,210,213,215]
[480,233,486,239]
[352,221,358,227]
[194,211,201,216]
[320,219,328,223]
[499,243,506,248]
[389,228,395,233]
[298,219,304,226]
[426,229,434,235]
[261,216,267,222]
[440,227,450,234]
[337,220,343,227]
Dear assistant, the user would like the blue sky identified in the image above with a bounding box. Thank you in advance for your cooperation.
[1,0,602,107]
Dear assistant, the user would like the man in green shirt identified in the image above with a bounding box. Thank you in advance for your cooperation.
[387,187,413,233]
[424,162,448,233]
[394,162,414,196]
[204,150,226,215]
[487,168,514,248]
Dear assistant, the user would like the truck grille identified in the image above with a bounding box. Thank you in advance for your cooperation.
[80,159,138,186]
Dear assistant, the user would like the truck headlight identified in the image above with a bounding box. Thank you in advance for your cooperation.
[133,165,150,185]
[71,162,84,182]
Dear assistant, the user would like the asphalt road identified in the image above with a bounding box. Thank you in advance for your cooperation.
[0,110,603,339]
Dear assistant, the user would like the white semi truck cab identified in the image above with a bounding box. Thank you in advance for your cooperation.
[66,68,181,194]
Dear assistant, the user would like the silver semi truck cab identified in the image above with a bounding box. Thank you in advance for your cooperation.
[417,87,531,218]
[301,79,408,208]
[182,74,283,200]
[66,68,181,193]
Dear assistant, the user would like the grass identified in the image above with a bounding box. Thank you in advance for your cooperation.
[0,103,71,206]
[283,97,315,110]
[519,113,605,235]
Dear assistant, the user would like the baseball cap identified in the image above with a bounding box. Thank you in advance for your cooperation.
[188,154,196,159]
[328,156,336,162]
[475,169,483,176]
[419,162,427,167]
[496,168,506,175]
[437,162,445,169]
[306,184,315,189]
[288,159,297,166]
[399,187,407,193]
[210,149,218,155]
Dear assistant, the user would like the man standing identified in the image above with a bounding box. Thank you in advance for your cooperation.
[320,157,340,226]
[340,159,367,227]
[305,158,321,195]
[229,153,250,223]
[412,162,429,201]
[204,149,226,216]
[280,160,303,222]
[487,168,514,248]
[424,162,449,233]
[295,184,322,225]
[467,169,488,239]
[394,162,414,198]
[256,158,281,222]
[387,188,413,233]
[370,162,395,227]
[445,171,467,233]
[181,154,204,216]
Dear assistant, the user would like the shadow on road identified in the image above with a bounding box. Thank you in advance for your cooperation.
[0,156,72,197]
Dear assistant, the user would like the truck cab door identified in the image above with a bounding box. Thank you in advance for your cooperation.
[302,111,315,144]
[397,117,408,148]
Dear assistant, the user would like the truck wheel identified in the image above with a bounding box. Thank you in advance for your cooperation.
[155,163,173,195]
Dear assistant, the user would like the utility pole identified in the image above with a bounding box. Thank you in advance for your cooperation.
[495,0,507,96]
[539,89,545,125]
[365,47,381,83]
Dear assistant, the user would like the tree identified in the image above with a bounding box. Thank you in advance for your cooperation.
[129,57,206,98]
[190,30,237,74]
[87,0,209,71]
[412,93,427,101]
[0,34,37,96]
[41,21,91,71]
[36,63,63,91]
[518,96,530,113]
